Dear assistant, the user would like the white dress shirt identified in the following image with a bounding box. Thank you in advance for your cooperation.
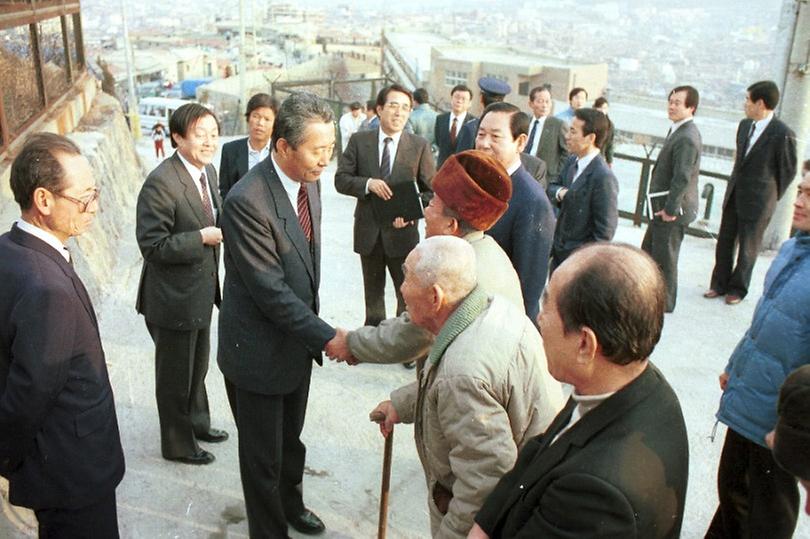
[271,153,301,217]
[527,115,548,155]
[572,148,601,184]
[364,129,404,194]
[669,117,693,138]
[247,139,271,171]
[747,111,773,154]
[449,112,468,131]
[16,218,70,262]
[506,158,521,176]
[176,151,217,221]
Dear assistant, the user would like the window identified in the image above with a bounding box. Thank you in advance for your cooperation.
[485,73,509,83]
[518,82,529,96]
[37,17,70,103]
[445,70,468,87]
[0,24,42,132]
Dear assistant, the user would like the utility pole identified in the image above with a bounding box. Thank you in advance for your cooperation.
[764,0,810,249]
[120,0,140,138]
[239,0,247,134]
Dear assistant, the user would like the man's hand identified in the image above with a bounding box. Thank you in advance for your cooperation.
[654,209,677,222]
[368,179,393,200]
[467,523,490,539]
[719,372,729,391]
[370,400,400,437]
[200,226,223,245]
[557,187,568,202]
[392,217,414,229]
[325,328,358,364]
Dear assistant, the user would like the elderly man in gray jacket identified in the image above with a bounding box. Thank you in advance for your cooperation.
[371,236,563,538]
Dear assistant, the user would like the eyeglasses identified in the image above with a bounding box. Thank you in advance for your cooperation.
[54,187,101,213]
[384,102,411,112]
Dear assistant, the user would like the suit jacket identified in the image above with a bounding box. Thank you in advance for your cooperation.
[217,158,335,396]
[487,165,555,321]
[135,152,222,330]
[0,225,124,510]
[530,115,569,183]
[519,153,548,189]
[549,154,619,261]
[435,112,477,167]
[218,137,249,200]
[724,117,797,220]
[475,364,689,538]
[335,129,435,258]
[649,120,702,225]
[454,118,478,153]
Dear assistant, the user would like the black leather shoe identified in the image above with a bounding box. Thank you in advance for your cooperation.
[165,449,215,465]
[402,361,416,370]
[288,509,325,535]
[197,428,229,443]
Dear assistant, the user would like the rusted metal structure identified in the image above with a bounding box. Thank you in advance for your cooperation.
[0,0,86,155]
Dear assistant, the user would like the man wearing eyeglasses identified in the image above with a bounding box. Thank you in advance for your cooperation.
[0,133,124,536]
[336,84,435,329]
[136,103,228,466]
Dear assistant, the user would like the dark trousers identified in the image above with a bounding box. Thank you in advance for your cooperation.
[36,491,119,538]
[710,194,771,299]
[360,239,406,326]
[225,375,310,539]
[641,219,686,313]
[706,428,799,539]
[146,322,211,458]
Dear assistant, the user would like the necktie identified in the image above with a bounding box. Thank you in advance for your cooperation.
[380,137,393,179]
[449,117,458,147]
[199,172,215,226]
[525,119,539,154]
[665,127,672,140]
[297,184,312,242]
[569,161,579,184]
[744,121,756,154]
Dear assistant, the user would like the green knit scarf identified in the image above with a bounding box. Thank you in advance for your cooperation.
[427,286,489,366]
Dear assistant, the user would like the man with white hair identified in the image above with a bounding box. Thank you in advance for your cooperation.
[371,236,563,539]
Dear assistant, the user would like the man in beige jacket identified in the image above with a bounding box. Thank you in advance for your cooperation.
[327,150,525,365]
[371,236,564,538]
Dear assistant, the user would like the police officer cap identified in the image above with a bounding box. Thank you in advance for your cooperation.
[478,77,511,97]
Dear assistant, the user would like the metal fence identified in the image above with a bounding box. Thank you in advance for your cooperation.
[0,0,86,154]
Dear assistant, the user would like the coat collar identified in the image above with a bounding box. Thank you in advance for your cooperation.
[9,224,98,327]
[741,117,777,162]
[169,153,220,227]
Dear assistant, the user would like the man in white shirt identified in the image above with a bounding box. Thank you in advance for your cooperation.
[136,103,228,465]
[339,101,364,152]
[435,84,476,167]
[525,85,568,184]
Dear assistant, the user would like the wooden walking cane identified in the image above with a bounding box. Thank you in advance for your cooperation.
[370,411,394,539]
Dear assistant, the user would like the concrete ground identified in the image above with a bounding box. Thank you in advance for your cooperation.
[2,138,808,538]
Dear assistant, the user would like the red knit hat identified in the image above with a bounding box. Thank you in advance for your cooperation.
[432,150,512,231]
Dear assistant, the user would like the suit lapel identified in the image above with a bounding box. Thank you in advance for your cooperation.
[742,118,776,163]
[392,132,412,176]
[9,225,98,328]
[536,118,553,157]
[171,153,210,228]
[263,161,316,282]
[237,141,249,180]
[368,130,382,178]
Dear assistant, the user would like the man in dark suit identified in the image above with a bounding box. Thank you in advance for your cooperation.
[469,243,689,539]
[548,108,619,271]
[706,80,797,305]
[0,134,124,536]
[476,102,555,321]
[434,84,476,167]
[218,92,345,537]
[641,85,702,313]
[455,77,511,153]
[525,85,568,185]
[218,93,279,200]
[136,103,228,465]
[336,84,435,326]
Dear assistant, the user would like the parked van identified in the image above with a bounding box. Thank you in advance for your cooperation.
[138,97,191,134]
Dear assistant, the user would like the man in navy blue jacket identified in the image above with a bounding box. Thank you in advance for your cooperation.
[0,134,124,536]
[477,102,555,321]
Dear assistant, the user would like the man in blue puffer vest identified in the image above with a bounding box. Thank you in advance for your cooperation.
[706,172,810,538]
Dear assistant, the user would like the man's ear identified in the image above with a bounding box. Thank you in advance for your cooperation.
[515,133,528,153]
[32,187,56,216]
[575,326,598,365]
[431,284,445,314]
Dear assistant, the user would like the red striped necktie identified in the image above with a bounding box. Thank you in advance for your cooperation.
[297,184,312,242]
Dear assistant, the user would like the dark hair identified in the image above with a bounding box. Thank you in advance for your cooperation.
[568,87,588,101]
[556,243,666,364]
[272,92,335,151]
[573,108,610,149]
[669,85,700,114]
[349,101,362,111]
[366,99,376,110]
[803,159,810,174]
[593,97,609,109]
[376,84,413,109]
[450,84,473,100]
[169,103,220,148]
[529,85,552,101]
[478,102,529,139]
[245,93,279,119]
[413,88,429,105]
[11,133,82,210]
[440,204,478,236]
[747,80,780,110]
